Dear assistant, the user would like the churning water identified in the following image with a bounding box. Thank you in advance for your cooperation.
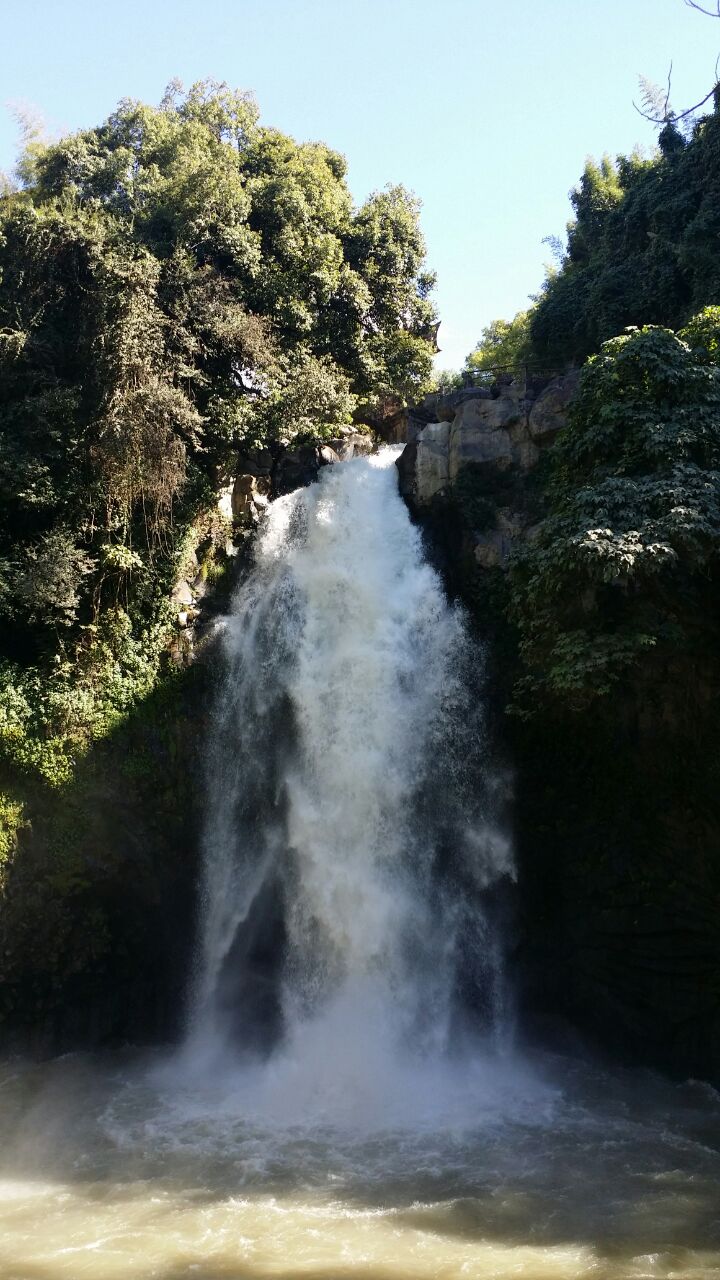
[1,449,720,1279]
[184,446,513,1106]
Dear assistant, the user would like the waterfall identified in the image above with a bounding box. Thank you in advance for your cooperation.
[184,447,514,1107]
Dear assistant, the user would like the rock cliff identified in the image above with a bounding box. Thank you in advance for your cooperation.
[396,371,578,567]
[395,369,720,1084]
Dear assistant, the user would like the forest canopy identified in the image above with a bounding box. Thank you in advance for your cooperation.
[455,92,720,382]
[0,79,437,784]
[528,93,720,366]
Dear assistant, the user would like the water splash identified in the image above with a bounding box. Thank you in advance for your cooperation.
[184,448,514,1103]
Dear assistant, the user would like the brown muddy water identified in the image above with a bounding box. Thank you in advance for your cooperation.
[0,1046,719,1280]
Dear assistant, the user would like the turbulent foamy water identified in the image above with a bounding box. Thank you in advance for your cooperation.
[185,447,513,1090]
[2,449,720,1278]
[1,1048,720,1279]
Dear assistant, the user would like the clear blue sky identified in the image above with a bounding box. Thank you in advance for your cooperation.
[1,0,716,368]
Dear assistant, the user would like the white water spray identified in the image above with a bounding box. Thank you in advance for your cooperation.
[7,456,715,1280]
[185,448,514,1111]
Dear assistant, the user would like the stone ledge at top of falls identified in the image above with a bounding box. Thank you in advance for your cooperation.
[219,428,376,524]
[395,370,580,568]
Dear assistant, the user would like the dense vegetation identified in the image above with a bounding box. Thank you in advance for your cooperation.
[420,81,720,1073]
[0,79,436,799]
[429,312,720,1077]
[510,315,720,713]
[0,81,438,1041]
[506,317,720,1075]
[530,94,720,366]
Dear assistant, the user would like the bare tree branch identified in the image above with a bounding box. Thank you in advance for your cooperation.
[634,56,719,126]
[684,0,720,17]
[633,3,720,129]
[634,81,718,124]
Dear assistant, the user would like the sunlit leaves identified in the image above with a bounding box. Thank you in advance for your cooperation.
[0,76,437,788]
[510,319,720,711]
[529,102,720,366]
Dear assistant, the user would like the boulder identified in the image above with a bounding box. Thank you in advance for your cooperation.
[328,429,375,459]
[273,444,322,495]
[217,483,234,522]
[415,421,451,499]
[528,370,580,442]
[171,579,195,607]
[232,473,270,520]
[472,510,526,569]
[473,530,511,570]
[448,400,516,479]
[395,441,418,503]
[419,386,492,425]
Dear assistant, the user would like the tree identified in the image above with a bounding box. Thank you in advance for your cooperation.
[510,317,720,711]
[464,310,532,380]
[0,79,437,775]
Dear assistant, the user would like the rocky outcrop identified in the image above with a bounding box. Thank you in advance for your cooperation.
[231,474,271,521]
[397,371,578,568]
[229,428,375,513]
[414,421,450,498]
[528,372,579,441]
[329,428,376,460]
[399,372,578,505]
[473,509,531,569]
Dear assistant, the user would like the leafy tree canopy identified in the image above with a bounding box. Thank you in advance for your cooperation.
[510,316,720,712]
[528,93,720,366]
[0,79,437,778]
[464,310,532,380]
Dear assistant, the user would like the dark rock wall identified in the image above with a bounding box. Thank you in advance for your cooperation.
[398,374,720,1083]
[0,662,212,1053]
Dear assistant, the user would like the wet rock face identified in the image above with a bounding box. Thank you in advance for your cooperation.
[230,429,377,511]
[396,371,578,568]
[416,421,451,499]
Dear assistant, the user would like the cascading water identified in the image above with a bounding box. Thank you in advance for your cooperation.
[184,446,514,1109]
[2,451,720,1280]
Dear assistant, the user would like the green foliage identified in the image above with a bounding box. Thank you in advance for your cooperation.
[529,96,720,365]
[12,530,96,628]
[510,318,720,711]
[0,607,170,786]
[0,793,25,868]
[0,81,438,1043]
[465,310,532,380]
[429,367,464,393]
[0,78,436,784]
[680,304,720,364]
